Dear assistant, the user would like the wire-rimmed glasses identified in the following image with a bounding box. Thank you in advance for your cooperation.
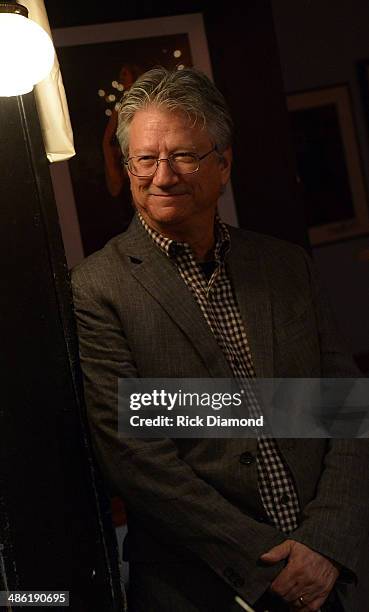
[124,145,217,177]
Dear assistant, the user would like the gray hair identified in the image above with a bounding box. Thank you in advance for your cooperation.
[116,67,233,158]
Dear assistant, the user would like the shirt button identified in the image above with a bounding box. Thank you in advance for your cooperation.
[239,452,255,465]
[280,493,290,505]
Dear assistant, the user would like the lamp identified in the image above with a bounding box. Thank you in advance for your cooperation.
[0,1,54,96]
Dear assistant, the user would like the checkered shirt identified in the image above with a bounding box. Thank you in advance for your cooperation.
[138,213,300,533]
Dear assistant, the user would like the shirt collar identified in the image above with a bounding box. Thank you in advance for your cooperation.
[137,212,230,264]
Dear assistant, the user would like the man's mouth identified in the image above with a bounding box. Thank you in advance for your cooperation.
[148,192,188,197]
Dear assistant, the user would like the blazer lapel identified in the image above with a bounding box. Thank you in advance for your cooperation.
[118,217,233,378]
[227,228,274,378]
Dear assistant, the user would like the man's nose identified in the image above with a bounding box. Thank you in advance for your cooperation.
[152,158,180,187]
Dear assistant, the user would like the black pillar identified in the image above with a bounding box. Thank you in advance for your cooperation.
[0,92,124,611]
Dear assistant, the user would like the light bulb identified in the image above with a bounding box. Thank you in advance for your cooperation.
[0,12,55,97]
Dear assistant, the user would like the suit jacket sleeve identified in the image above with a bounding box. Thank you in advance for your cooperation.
[290,249,369,579]
[71,267,286,605]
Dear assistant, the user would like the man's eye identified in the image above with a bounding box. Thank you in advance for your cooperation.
[137,156,157,166]
[137,156,156,162]
[172,153,197,163]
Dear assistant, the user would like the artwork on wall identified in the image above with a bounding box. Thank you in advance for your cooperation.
[287,84,369,246]
[358,58,369,138]
[50,14,238,267]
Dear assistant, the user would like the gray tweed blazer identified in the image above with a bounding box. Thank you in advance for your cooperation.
[72,215,369,611]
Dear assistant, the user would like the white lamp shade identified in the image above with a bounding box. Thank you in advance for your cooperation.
[0,12,55,96]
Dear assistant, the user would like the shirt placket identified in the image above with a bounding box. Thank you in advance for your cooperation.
[139,215,300,534]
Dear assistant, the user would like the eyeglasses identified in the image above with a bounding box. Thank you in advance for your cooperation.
[124,145,217,177]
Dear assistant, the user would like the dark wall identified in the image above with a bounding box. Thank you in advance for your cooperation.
[272,0,369,359]
[45,0,309,248]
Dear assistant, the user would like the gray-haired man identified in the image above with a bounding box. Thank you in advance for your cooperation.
[72,68,368,612]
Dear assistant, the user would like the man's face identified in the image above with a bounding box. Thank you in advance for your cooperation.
[126,106,232,236]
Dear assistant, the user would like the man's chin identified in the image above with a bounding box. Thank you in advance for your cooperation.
[139,206,188,229]
[142,198,185,212]
[150,210,185,225]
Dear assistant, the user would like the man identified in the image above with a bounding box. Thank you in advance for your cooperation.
[72,68,368,612]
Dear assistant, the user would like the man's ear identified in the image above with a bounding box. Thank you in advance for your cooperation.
[219,146,232,186]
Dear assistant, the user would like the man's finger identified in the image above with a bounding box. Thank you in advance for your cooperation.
[260,540,292,564]
[289,591,328,611]
[270,570,300,598]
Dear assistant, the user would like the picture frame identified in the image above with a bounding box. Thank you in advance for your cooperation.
[50,14,238,268]
[357,58,369,138]
[287,84,369,246]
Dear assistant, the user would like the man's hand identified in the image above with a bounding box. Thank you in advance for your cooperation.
[260,539,339,611]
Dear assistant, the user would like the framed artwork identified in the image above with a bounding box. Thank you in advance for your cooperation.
[287,84,369,246]
[50,14,238,268]
[357,58,369,137]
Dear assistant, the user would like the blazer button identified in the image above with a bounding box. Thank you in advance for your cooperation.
[223,567,233,579]
[240,451,255,465]
[231,573,245,588]
[223,567,244,588]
